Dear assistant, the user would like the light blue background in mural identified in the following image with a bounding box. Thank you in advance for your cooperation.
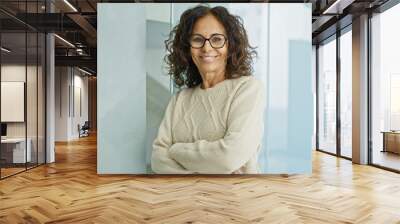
[97,3,313,174]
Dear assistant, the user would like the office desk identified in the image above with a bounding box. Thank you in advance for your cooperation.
[381,131,400,154]
[1,138,32,163]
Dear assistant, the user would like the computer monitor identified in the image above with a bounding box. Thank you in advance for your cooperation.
[1,123,7,137]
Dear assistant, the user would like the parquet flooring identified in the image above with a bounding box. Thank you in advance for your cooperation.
[1,167,26,178]
[1,134,400,223]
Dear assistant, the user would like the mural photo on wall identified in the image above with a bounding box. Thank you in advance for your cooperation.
[97,3,313,175]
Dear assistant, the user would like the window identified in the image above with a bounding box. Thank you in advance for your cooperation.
[318,36,337,154]
[371,3,400,171]
[339,28,352,158]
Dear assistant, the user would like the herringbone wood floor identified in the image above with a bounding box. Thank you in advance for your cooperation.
[1,134,400,224]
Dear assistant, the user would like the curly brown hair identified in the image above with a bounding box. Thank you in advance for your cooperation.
[164,5,257,88]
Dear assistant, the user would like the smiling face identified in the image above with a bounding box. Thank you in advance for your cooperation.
[190,14,228,78]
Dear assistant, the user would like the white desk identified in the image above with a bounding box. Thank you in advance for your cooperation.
[1,138,31,163]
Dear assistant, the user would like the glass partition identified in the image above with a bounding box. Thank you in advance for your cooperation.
[371,4,400,171]
[1,31,28,178]
[27,31,38,169]
[38,32,45,165]
[317,36,337,155]
[339,28,352,158]
[0,1,46,179]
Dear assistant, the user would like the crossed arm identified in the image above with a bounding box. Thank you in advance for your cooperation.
[151,79,265,174]
[151,95,194,174]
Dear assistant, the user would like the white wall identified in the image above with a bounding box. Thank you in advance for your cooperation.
[71,73,89,138]
[55,67,69,141]
[1,63,46,164]
[1,65,40,138]
[55,67,89,141]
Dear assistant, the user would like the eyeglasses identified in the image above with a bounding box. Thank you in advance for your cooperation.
[189,33,227,49]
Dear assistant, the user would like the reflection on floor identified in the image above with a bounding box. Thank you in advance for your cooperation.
[0,162,42,178]
[341,148,352,158]
[0,167,25,178]
[373,150,400,171]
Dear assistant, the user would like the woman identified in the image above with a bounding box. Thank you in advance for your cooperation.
[151,5,265,174]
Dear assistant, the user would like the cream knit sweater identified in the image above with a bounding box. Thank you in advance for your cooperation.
[151,76,265,174]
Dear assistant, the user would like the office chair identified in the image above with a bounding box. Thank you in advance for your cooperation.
[79,121,90,138]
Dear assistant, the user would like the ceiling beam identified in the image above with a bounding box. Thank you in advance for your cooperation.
[67,13,97,45]
[55,55,96,69]
[322,0,356,14]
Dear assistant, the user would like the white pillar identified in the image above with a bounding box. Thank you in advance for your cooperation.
[45,0,55,163]
[46,33,55,163]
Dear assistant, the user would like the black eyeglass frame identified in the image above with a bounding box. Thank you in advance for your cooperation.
[189,33,228,49]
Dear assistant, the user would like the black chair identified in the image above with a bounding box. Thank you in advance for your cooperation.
[79,121,90,138]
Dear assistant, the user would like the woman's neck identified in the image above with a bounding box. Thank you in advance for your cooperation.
[200,71,226,89]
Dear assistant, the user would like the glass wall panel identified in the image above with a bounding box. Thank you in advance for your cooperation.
[371,4,400,171]
[312,45,317,151]
[318,37,337,154]
[26,0,40,170]
[38,32,45,165]
[1,31,27,177]
[0,1,46,179]
[339,28,352,158]
[27,31,38,169]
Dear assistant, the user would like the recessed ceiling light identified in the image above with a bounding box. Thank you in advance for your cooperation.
[54,34,75,48]
[322,0,354,15]
[1,47,11,53]
[63,0,78,12]
[78,67,93,76]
